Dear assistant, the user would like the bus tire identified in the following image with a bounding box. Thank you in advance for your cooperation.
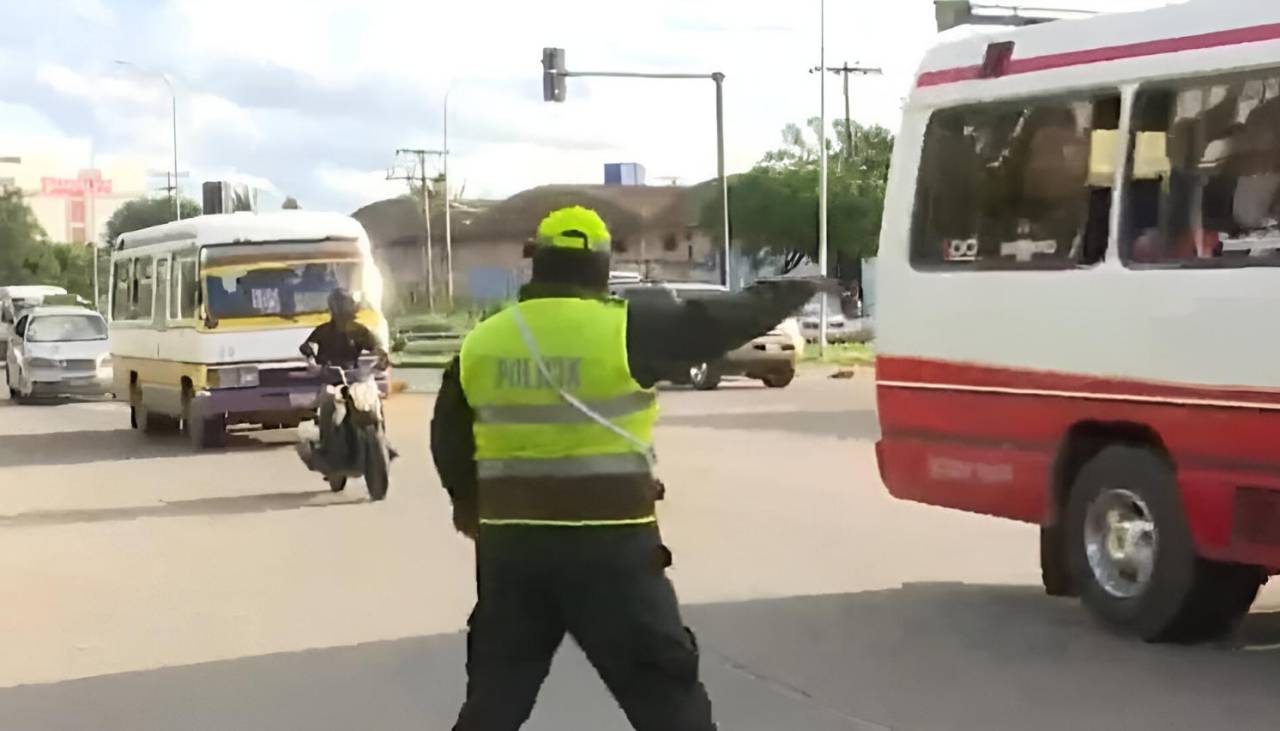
[689,362,721,391]
[137,399,178,434]
[1065,445,1260,642]
[1040,523,1076,597]
[186,411,227,450]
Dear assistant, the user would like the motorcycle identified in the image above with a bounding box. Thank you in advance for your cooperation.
[295,363,392,501]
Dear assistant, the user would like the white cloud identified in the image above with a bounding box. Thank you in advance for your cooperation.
[7,0,1187,212]
[67,0,116,25]
[315,165,403,207]
[190,93,262,143]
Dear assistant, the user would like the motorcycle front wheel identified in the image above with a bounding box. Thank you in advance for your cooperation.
[362,424,390,501]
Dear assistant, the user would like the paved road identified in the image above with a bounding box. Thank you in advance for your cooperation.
[3,369,1280,730]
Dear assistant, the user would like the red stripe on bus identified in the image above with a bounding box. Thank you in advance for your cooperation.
[876,355,1280,407]
[916,21,1280,88]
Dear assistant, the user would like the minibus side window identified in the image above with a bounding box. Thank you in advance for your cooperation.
[912,93,1120,270]
[173,256,199,321]
[133,257,154,320]
[112,259,133,321]
[1124,72,1280,267]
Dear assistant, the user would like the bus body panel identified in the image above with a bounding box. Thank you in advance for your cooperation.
[877,4,1280,571]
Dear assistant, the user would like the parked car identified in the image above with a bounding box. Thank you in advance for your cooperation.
[799,292,852,343]
[4,305,112,402]
[0,285,68,361]
[609,280,800,390]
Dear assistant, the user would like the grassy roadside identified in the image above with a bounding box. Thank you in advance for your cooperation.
[800,341,876,367]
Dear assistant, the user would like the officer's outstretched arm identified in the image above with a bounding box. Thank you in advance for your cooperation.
[626,279,819,370]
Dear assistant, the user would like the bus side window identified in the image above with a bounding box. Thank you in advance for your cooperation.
[912,92,1120,269]
[112,260,133,321]
[1125,71,1280,266]
[133,257,154,320]
[174,256,199,320]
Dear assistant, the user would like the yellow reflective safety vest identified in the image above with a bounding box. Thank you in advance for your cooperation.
[459,297,659,527]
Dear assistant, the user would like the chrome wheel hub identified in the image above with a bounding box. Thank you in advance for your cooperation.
[1084,488,1158,599]
[689,363,707,382]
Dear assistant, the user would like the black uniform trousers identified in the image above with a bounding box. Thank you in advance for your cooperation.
[453,523,716,731]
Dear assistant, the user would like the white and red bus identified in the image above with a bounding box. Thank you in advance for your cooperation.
[876,0,1280,642]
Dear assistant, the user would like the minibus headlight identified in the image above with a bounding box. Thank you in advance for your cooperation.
[208,365,260,389]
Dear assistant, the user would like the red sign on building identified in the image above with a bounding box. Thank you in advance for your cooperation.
[41,175,112,197]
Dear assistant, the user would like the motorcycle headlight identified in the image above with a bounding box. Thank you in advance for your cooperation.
[208,365,260,389]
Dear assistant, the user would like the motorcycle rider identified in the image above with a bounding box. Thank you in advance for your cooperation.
[300,288,389,372]
[298,287,396,482]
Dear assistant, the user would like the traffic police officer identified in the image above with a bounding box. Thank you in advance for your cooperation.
[432,206,815,730]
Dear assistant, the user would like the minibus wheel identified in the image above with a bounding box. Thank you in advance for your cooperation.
[1066,445,1260,642]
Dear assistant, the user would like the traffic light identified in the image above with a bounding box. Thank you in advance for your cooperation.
[542,47,566,102]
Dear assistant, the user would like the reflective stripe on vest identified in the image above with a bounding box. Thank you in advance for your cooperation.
[477,452,651,479]
[459,298,658,526]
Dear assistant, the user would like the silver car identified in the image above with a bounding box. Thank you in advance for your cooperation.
[4,305,112,402]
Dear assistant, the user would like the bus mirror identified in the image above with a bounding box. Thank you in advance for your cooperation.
[203,309,219,330]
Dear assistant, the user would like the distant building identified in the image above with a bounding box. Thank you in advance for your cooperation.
[0,155,147,245]
[353,182,722,306]
[604,162,646,186]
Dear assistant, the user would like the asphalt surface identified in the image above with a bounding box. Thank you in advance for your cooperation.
[3,368,1280,730]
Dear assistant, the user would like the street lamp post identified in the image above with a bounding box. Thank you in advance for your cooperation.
[818,0,829,356]
[116,60,181,220]
[443,89,454,307]
[541,50,732,287]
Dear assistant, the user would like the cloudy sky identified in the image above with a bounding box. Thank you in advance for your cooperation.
[1,0,1175,213]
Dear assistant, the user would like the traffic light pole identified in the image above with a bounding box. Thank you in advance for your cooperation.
[543,54,732,287]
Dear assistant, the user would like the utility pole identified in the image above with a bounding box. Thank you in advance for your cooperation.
[388,148,446,310]
[811,63,882,160]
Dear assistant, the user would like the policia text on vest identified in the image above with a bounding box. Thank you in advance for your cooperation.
[495,356,581,390]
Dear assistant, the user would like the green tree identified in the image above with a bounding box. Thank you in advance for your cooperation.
[102,196,201,246]
[282,196,301,209]
[0,189,101,300]
[704,118,894,274]
[0,188,55,284]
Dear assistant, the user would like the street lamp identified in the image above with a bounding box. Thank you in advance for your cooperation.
[540,48,733,288]
[115,60,181,220]
[443,88,454,307]
[818,0,829,356]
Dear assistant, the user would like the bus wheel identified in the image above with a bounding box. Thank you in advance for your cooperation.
[185,409,228,450]
[1066,445,1261,642]
[136,399,179,435]
[1040,523,1076,597]
[689,362,721,391]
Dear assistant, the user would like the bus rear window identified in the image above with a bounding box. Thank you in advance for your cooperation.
[912,93,1120,270]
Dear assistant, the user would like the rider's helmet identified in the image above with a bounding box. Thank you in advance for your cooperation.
[529,206,612,292]
[327,287,358,323]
